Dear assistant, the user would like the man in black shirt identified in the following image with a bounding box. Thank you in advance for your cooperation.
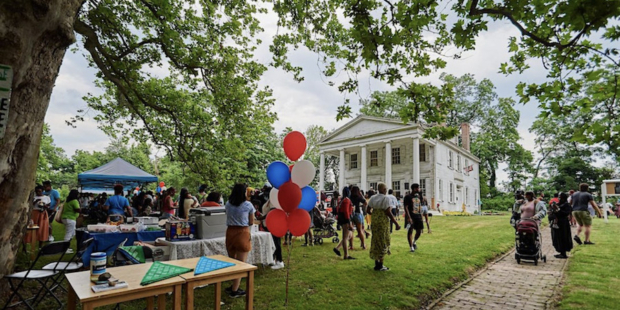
[403,183,425,252]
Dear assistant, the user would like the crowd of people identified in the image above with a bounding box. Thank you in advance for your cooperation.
[511,183,603,260]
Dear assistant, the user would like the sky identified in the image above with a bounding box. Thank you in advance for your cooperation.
[45,15,548,185]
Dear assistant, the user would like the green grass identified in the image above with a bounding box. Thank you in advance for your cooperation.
[558,218,620,310]
[9,216,516,309]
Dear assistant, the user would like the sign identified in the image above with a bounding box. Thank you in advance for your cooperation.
[0,64,12,139]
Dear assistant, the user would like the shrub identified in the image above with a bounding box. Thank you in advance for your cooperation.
[443,211,472,216]
[481,194,514,212]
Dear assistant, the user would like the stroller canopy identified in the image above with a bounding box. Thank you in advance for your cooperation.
[78,158,158,189]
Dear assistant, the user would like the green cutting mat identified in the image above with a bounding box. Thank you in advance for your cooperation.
[140,262,193,286]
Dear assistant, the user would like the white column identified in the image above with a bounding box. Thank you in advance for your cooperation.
[413,137,420,184]
[601,183,609,223]
[339,149,345,194]
[319,152,325,192]
[361,145,367,192]
[385,141,392,189]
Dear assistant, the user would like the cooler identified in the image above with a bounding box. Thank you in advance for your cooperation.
[190,207,227,239]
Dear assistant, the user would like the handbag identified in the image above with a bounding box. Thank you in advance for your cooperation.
[54,203,64,224]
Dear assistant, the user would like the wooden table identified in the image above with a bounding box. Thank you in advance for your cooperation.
[171,255,258,310]
[65,262,185,310]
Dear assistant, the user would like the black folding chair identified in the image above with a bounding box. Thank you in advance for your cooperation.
[42,238,94,293]
[2,241,70,310]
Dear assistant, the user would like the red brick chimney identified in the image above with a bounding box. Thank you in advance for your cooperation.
[460,123,470,151]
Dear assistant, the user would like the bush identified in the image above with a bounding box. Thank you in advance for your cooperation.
[481,194,514,212]
[443,211,472,216]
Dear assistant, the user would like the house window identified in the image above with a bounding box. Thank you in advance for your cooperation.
[404,182,410,192]
[465,187,469,205]
[475,189,478,205]
[370,151,378,167]
[439,180,443,202]
[392,181,400,191]
[464,159,469,175]
[350,154,358,169]
[420,179,427,197]
[420,144,426,162]
[448,151,454,169]
[369,182,378,191]
[449,182,454,202]
[457,154,461,172]
[392,147,401,165]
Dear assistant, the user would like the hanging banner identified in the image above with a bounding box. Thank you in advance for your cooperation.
[0,64,13,139]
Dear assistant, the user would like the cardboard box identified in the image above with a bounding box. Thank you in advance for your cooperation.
[165,221,196,241]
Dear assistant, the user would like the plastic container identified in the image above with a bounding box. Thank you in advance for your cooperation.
[119,223,145,233]
[87,224,119,233]
[90,252,106,280]
[134,217,159,225]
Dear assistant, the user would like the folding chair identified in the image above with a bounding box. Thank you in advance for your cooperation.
[2,241,70,310]
[42,238,94,293]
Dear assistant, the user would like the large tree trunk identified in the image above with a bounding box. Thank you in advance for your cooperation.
[0,0,83,278]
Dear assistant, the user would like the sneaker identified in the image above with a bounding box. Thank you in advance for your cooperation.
[301,243,308,247]
[48,236,55,242]
[574,235,583,245]
[271,261,285,270]
[410,246,415,253]
[413,243,418,250]
[554,254,568,259]
[66,248,74,254]
[344,256,356,260]
[584,241,595,245]
[228,289,246,298]
[225,286,233,294]
[377,266,390,271]
[365,232,370,238]
[333,248,341,257]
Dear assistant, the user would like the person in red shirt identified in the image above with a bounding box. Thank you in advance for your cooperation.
[549,192,560,205]
[333,187,355,260]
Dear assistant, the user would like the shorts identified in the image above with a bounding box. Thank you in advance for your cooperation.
[573,211,592,226]
[337,212,351,226]
[226,226,252,256]
[408,216,424,232]
[351,213,364,225]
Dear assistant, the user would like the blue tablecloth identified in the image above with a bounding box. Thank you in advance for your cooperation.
[81,230,166,265]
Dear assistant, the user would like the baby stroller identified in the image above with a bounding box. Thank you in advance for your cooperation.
[312,212,339,245]
[514,218,546,265]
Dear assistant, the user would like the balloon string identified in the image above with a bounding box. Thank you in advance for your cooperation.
[285,235,292,307]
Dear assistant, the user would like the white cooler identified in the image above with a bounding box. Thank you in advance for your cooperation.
[190,207,227,239]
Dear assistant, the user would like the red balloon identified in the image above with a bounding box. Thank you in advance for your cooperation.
[283,131,307,161]
[159,181,165,187]
[265,209,288,238]
[278,181,302,213]
[288,208,311,236]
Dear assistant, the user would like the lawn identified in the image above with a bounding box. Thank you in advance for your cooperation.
[8,216,516,309]
[558,218,620,310]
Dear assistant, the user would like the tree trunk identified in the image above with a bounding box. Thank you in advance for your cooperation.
[0,0,83,278]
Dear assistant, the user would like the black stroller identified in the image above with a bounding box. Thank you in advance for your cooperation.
[514,218,547,265]
[312,211,339,245]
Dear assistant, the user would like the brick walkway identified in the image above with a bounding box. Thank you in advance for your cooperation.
[430,226,571,310]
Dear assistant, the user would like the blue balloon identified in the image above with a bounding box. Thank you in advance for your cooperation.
[266,161,291,189]
[298,186,317,211]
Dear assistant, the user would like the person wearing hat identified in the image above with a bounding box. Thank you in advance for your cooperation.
[42,180,61,241]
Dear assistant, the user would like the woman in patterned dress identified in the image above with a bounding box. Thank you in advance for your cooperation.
[368,182,400,271]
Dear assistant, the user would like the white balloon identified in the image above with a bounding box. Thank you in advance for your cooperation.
[291,160,316,188]
[269,188,282,210]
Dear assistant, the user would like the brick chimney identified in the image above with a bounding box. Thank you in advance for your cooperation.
[460,123,470,151]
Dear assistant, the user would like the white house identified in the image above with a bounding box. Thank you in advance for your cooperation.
[317,115,481,213]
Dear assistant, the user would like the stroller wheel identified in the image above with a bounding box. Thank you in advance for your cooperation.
[333,237,339,243]
[318,238,323,245]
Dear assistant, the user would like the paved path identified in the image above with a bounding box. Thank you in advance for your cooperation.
[431,226,571,310]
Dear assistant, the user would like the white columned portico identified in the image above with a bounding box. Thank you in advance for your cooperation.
[361,145,367,192]
[413,137,420,184]
[319,152,325,192]
[339,149,345,194]
[385,141,392,189]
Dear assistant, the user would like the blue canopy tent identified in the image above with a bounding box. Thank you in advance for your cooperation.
[78,157,158,190]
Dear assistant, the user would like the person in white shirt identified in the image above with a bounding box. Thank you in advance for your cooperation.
[387,189,399,233]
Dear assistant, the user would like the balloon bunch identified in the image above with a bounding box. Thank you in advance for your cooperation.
[265,131,317,237]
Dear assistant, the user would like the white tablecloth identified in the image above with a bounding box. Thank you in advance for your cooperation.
[159,231,275,266]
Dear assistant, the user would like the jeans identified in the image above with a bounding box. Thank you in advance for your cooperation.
[62,218,76,242]
[272,236,283,262]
